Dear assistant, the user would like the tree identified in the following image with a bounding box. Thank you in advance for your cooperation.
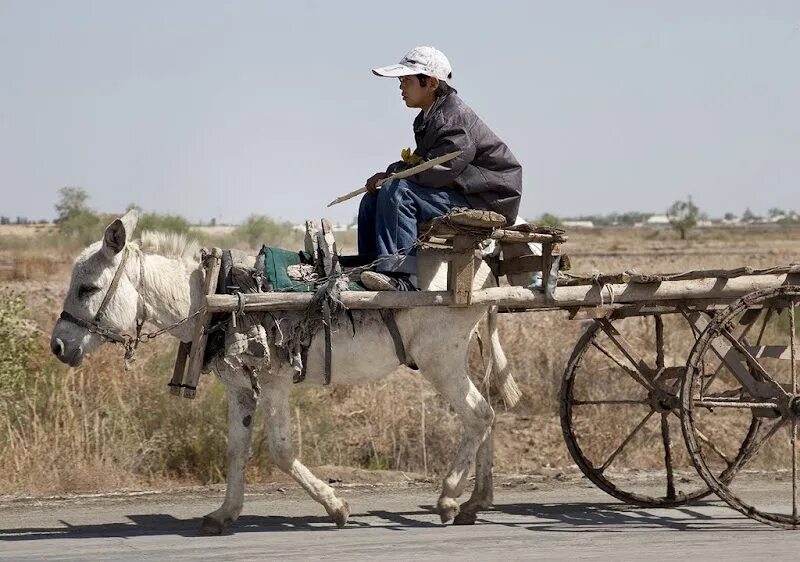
[54,186,102,243]
[55,186,91,222]
[667,197,700,240]
[742,208,760,223]
[538,213,562,227]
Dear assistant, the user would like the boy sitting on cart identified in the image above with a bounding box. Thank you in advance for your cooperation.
[357,46,523,291]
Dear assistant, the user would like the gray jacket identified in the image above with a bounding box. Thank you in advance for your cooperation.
[390,92,523,224]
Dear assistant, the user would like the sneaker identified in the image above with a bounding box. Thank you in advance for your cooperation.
[360,271,417,291]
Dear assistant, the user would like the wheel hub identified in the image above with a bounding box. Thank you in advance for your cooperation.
[649,389,677,413]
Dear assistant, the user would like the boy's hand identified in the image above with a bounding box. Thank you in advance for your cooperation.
[364,172,389,193]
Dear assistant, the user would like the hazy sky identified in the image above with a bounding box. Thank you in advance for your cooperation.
[1,1,798,224]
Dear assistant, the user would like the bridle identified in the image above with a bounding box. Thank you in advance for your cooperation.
[59,246,148,359]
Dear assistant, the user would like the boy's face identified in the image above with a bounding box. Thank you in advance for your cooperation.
[398,75,438,109]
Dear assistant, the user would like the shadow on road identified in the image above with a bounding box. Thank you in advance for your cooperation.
[0,500,765,540]
[488,501,767,532]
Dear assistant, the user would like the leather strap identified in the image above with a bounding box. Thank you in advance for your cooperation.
[380,309,416,370]
[95,247,131,323]
[322,299,333,385]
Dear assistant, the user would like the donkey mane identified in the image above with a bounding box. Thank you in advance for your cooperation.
[138,231,200,262]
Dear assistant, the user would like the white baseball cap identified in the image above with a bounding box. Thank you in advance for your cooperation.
[372,46,453,82]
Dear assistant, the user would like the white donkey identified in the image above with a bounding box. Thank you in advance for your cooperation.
[51,211,521,533]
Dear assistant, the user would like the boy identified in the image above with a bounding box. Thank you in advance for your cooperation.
[358,46,523,291]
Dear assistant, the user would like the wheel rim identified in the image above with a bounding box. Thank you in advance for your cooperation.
[682,286,800,529]
[561,313,733,507]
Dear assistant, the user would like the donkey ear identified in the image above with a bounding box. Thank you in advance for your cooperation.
[102,209,139,257]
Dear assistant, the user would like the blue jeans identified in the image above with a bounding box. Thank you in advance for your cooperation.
[358,179,470,274]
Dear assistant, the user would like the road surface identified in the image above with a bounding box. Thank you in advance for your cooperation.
[2,475,799,560]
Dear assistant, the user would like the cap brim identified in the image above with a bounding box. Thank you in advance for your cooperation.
[372,64,417,78]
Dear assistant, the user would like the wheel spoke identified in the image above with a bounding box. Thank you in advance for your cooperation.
[685,310,756,395]
[599,319,654,382]
[754,307,775,348]
[591,340,656,393]
[693,426,733,466]
[599,410,655,472]
[719,327,787,396]
[725,417,788,477]
[661,413,675,500]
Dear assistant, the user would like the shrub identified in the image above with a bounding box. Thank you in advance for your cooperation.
[235,215,293,249]
[0,291,37,401]
[138,212,192,235]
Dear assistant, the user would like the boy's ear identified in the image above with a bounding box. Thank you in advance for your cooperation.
[428,76,440,90]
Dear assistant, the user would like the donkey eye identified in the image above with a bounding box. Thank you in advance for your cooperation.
[78,285,101,299]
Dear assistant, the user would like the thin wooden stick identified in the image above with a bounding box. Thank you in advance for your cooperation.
[327,151,462,207]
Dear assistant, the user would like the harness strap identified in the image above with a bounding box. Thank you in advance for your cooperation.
[59,310,128,344]
[322,299,333,385]
[95,247,131,323]
[380,309,417,370]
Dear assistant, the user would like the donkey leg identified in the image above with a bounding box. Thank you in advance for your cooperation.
[200,380,257,535]
[454,421,495,525]
[262,375,351,528]
[421,358,495,524]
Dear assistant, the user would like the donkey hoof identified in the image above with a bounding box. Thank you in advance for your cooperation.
[436,497,460,524]
[199,515,229,535]
[332,500,351,528]
[453,510,477,525]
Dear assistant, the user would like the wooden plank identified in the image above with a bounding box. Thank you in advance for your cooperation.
[182,248,223,399]
[449,235,475,306]
[420,224,567,244]
[168,341,191,396]
[206,274,800,313]
[444,209,506,228]
[490,230,567,244]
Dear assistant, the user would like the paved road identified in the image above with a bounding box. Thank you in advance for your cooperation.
[2,478,800,561]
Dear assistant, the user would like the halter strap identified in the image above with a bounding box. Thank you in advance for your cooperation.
[59,246,145,347]
[95,246,131,323]
[59,310,129,344]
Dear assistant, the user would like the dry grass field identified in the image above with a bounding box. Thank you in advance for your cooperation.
[1,223,799,498]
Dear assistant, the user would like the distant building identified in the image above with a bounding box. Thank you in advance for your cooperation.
[646,215,670,226]
[561,220,594,228]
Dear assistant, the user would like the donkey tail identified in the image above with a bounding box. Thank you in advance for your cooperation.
[481,305,522,409]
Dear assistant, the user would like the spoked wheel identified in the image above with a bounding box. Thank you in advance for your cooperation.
[562,313,755,507]
[682,286,800,529]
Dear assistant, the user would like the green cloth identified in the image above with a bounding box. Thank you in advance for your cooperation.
[259,246,315,292]
[258,245,365,293]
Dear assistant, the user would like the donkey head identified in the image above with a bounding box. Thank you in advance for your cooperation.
[51,210,142,366]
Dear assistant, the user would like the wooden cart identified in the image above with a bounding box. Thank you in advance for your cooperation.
[172,211,800,530]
